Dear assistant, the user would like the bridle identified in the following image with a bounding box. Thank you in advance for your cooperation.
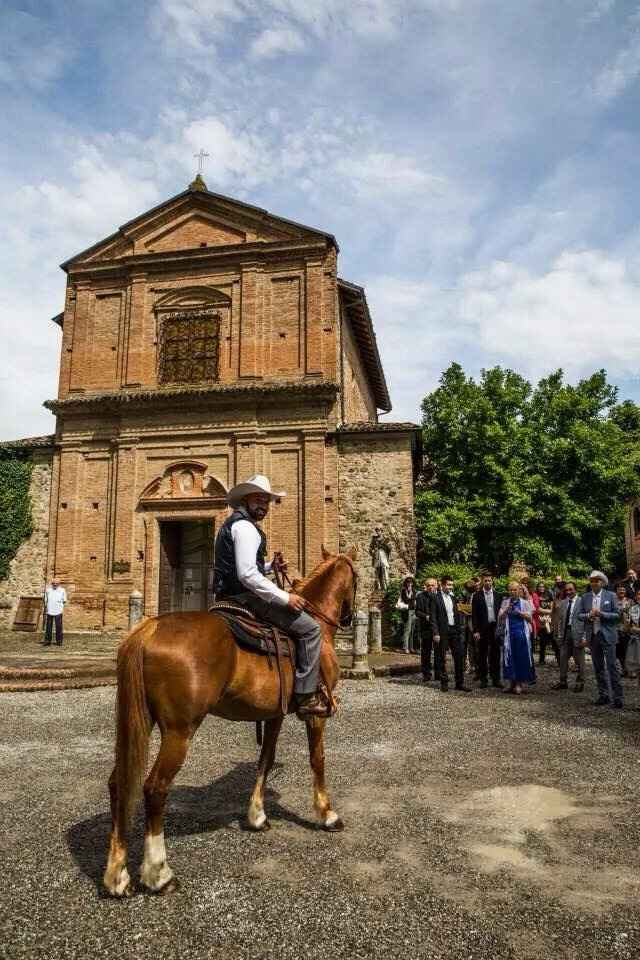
[274,555,358,630]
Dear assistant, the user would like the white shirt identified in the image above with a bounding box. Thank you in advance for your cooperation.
[230,520,289,607]
[483,589,495,623]
[441,591,455,626]
[45,586,67,616]
[591,591,602,613]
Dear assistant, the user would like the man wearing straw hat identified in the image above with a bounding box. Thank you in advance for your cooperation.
[213,474,325,718]
[575,570,623,708]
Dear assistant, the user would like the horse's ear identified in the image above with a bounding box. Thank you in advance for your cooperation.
[347,545,359,561]
[321,544,331,560]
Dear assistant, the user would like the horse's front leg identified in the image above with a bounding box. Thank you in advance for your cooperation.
[248,716,283,831]
[139,727,191,894]
[306,717,343,831]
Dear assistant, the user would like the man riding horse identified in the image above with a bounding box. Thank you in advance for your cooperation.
[213,474,327,719]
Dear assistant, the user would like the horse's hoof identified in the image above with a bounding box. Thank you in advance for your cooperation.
[105,881,135,899]
[248,818,271,833]
[322,817,344,833]
[148,876,180,896]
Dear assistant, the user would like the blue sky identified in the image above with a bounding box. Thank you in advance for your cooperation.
[2,0,640,438]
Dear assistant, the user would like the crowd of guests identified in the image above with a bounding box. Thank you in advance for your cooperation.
[395,568,640,708]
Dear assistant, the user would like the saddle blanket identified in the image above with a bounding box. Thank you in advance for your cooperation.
[208,601,296,662]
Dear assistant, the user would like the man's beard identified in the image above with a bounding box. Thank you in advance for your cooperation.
[247,504,267,521]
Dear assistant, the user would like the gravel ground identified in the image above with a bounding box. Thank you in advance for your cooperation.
[2,667,640,960]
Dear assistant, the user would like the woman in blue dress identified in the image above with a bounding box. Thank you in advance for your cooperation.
[498,581,535,694]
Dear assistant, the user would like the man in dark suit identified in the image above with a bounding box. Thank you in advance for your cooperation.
[621,568,639,600]
[416,577,439,682]
[551,581,584,692]
[431,575,470,693]
[471,573,503,689]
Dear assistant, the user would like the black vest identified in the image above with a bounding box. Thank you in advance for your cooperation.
[213,509,267,599]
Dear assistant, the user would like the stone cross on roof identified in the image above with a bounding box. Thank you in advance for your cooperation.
[189,149,210,192]
[193,149,209,174]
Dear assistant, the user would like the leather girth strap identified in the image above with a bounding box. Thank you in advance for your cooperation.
[271,626,294,716]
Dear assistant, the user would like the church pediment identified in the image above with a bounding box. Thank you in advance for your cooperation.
[141,213,247,253]
[63,183,337,269]
[139,461,228,506]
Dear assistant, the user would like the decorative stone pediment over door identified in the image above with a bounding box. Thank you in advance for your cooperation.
[139,461,228,509]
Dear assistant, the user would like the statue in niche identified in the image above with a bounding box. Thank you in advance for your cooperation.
[369,527,392,592]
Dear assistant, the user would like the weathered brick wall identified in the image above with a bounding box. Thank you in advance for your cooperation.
[57,246,338,399]
[0,450,53,627]
[337,432,416,605]
[341,310,378,422]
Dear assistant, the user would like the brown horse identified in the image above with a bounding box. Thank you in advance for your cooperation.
[103,547,357,898]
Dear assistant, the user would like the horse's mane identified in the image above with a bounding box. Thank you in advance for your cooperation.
[294,554,355,597]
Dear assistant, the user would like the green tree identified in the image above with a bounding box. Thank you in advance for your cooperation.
[0,452,34,581]
[417,364,640,576]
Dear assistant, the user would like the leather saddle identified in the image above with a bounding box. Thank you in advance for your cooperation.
[209,601,296,715]
[208,600,338,720]
[208,600,296,661]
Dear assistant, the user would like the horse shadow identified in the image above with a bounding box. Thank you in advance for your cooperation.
[66,760,316,892]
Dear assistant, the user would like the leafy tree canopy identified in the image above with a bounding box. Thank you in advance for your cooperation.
[416,364,640,577]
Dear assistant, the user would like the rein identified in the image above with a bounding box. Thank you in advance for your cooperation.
[273,555,356,630]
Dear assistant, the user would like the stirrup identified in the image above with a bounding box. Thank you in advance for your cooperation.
[295,692,329,719]
[295,682,338,719]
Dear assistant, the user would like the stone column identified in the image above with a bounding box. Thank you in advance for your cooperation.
[351,611,370,677]
[128,590,144,630]
[369,606,382,654]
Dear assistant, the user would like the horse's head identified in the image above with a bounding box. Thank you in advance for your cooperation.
[321,544,359,628]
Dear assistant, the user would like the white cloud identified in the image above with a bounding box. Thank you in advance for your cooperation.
[582,0,616,25]
[249,25,306,59]
[0,9,70,91]
[334,153,448,199]
[592,35,640,102]
[460,250,640,380]
[367,249,640,421]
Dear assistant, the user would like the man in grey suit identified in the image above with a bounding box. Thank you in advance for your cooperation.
[576,570,623,708]
[551,581,585,692]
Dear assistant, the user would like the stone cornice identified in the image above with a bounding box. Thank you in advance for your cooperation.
[45,379,339,416]
[0,434,56,451]
[64,237,331,281]
[336,421,420,435]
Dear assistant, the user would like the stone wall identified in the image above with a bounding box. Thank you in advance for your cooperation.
[0,449,53,627]
[337,429,417,605]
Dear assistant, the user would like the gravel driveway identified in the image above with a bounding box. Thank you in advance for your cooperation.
[2,669,640,959]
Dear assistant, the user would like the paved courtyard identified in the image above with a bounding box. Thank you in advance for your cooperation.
[2,668,640,959]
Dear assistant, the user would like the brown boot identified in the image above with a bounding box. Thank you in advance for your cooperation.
[295,692,329,719]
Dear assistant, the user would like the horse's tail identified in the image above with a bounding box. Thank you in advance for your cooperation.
[114,620,153,839]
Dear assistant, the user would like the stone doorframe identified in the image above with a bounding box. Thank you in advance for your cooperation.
[140,499,229,618]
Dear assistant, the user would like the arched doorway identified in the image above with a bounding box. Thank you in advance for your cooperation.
[138,462,229,616]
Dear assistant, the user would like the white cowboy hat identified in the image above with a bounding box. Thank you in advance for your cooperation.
[589,569,609,586]
[227,474,286,508]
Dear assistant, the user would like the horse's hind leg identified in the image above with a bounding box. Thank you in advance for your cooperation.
[248,716,283,831]
[306,718,344,832]
[139,727,192,893]
[105,768,133,897]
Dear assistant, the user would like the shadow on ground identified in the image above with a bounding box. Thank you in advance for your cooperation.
[66,760,315,891]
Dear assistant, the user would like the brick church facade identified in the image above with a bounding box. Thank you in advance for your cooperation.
[1,177,419,631]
